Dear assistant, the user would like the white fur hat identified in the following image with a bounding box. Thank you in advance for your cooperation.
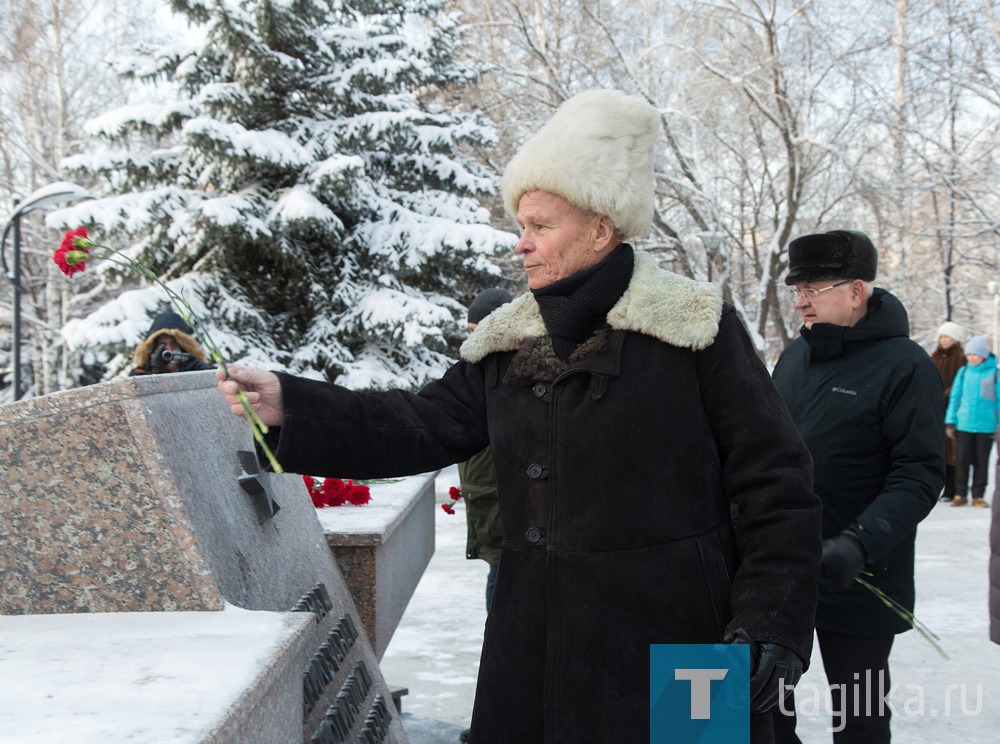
[936,321,966,345]
[501,89,659,240]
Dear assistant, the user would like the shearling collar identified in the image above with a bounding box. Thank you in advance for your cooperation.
[461,250,723,363]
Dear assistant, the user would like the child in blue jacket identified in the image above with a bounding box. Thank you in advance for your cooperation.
[945,335,999,506]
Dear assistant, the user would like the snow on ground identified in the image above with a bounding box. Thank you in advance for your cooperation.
[381,464,1000,741]
[380,465,485,727]
[793,501,999,743]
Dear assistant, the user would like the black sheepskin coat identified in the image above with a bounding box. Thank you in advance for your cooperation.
[266,251,822,743]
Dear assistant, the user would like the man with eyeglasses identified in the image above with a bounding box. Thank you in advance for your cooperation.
[771,230,945,743]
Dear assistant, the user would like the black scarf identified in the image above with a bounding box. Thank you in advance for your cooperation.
[531,244,634,360]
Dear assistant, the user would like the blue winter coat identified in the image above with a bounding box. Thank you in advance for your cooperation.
[945,354,999,433]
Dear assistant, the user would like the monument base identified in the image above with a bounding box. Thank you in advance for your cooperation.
[0,607,312,743]
[0,372,413,743]
[319,473,436,660]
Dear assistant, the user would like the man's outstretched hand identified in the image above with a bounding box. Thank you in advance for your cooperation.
[216,366,284,427]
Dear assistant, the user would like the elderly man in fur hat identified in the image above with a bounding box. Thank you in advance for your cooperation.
[217,90,821,744]
[772,231,945,743]
[130,311,214,375]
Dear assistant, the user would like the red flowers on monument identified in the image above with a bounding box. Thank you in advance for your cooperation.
[441,485,462,514]
[303,476,371,508]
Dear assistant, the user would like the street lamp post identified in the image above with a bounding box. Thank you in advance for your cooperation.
[1,182,93,401]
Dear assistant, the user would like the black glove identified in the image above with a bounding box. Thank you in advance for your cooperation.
[723,628,804,714]
[150,344,169,374]
[819,531,866,589]
[179,356,214,372]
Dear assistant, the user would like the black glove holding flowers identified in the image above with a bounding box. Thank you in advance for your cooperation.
[723,628,804,714]
[819,530,867,589]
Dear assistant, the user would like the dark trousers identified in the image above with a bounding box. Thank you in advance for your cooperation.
[773,629,894,743]
[941,464,956,500]
[954,431,994,499]
[485,563,497,612]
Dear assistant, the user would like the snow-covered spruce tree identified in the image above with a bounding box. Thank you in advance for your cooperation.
[56,0,513,390]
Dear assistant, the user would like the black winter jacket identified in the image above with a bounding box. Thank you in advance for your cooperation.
[266,251,822,743]
[772,288,945,636]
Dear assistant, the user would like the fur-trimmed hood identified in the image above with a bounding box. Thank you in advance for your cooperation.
[133,327,209,368]
[461,250,723,363]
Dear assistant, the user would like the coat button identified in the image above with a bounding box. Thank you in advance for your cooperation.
[532,382,547,397]
[525,527,543,543]
[526,463,544,479]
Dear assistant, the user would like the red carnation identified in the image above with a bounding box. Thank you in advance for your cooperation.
[449,486,462,500]
[61,226,90,250]
[321,478,347,507]
[441,502,455,515]
[54,227,93,276]
[346,481,371,506]
[302,476,326,507]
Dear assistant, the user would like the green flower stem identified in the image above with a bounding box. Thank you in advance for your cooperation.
[855,576,949,660]
[89,246,283,473]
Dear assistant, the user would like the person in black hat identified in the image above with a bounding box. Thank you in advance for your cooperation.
[129,311,215,376]
[772,230,945,743]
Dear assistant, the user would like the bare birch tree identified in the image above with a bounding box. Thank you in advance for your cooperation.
[454,0,889,360]
[453,0,999,357]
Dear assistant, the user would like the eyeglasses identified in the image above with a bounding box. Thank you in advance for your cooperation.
[787,280,851,301]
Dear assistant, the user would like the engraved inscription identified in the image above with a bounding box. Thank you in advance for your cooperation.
[308,661,382,744]
[292,583,334,622]
[302,614,359,715]
[359,694,393,743]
